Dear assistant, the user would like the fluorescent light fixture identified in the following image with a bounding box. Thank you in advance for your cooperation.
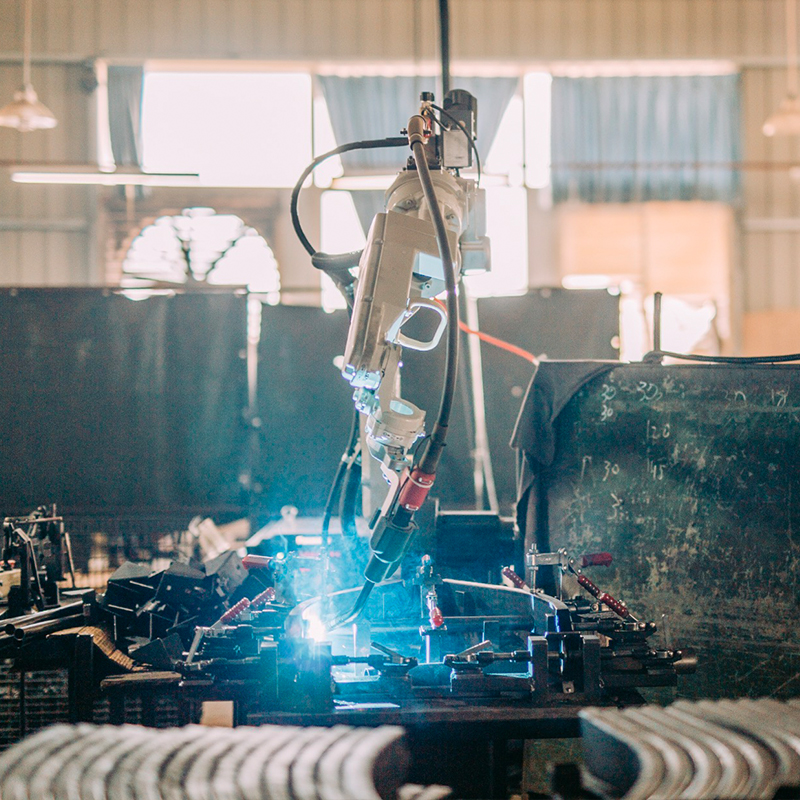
[764,96,800,136]
[330,175,396,191]
[0,0,57,132]
[562,274,614,290]
[11,167,201,186]
[329,173,507,191]
[551,60,737,78]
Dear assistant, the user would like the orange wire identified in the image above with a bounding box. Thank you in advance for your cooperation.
[433,298,538,364]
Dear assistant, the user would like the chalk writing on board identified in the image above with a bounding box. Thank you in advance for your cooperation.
[772,388,789,408]
[534,363,800,700]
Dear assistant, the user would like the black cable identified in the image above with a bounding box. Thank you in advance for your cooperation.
[411,138,459,475]
[339,448,362,541]
[318,399,361,624]
[644,350,800,364]
[430,102,482,184]
[329,580,374,630]
[291,136,408,257]
[321,405,361,540]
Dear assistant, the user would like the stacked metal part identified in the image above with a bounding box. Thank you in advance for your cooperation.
[580,698,800,799]
[0,722,451,800]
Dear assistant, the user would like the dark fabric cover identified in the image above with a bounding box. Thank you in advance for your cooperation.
[253,306,354,519]
[511,360,616,468]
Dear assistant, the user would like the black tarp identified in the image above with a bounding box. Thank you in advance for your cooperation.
[0,289,619,521]
[0,289,248,513]
[477,289,619,512]
[253,306,354,520]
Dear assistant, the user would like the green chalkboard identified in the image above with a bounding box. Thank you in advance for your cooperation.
[514,361,800,700]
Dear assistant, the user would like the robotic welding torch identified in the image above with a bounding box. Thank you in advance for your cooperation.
[329,93,489,629]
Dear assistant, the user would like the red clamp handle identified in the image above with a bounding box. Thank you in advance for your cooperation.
[250,587,276,609]
[581,552,613,568]
[429,605,445,629]
[576,573,630,619]
[502,567,527,591]
[217,597,250,625]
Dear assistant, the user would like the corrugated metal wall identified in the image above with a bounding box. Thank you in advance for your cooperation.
[0,57,96,285]
[0,0,797,311]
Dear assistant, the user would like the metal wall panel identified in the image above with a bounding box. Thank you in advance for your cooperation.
[0,56,95,286]
[0,0,796,316]
[0,1,788,65]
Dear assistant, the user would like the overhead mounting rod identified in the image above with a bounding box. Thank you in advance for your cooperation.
[438,0,450,98]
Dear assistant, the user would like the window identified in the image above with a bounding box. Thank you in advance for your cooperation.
[523,72,553,190]
[484,93,525,187]
[317,74,546,302]
[319,191,364,311]
[463,187,528,298]
[129,67,558,304]
[141,72,313,186]
[123,207,280,299]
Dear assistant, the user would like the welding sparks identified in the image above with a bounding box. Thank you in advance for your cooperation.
[302,607,328,642]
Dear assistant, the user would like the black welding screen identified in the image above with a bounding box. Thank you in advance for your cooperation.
[254,305,354,520]
[513,361,800,700]
[0,289,618,523]
[0,289,248,514]
[401,289,620,513]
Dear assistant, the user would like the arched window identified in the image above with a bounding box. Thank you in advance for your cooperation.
[122,207,280,300]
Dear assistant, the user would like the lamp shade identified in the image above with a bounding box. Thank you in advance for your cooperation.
[0,85,57,132]
[763,95,800,136]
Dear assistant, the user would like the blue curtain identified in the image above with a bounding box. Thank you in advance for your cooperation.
[108,65,145,168]
[108,65,146,200]
[551,74,741,204]
[318,75,519,232]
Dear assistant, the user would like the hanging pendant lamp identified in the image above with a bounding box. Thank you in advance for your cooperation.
[0,0,57,132]
[764,0,800,135]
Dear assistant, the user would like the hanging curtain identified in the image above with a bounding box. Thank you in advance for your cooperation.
[318,75,519,233]
[108,65,146,200]
[108,65,145,167]
[550,74,741,204]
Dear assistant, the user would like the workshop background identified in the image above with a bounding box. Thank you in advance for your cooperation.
[1,0,800,710]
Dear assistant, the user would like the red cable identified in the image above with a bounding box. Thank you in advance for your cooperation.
[433,298,538,364]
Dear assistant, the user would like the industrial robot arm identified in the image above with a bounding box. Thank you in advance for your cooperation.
[334,92,490,623]
[290,90,489,626]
